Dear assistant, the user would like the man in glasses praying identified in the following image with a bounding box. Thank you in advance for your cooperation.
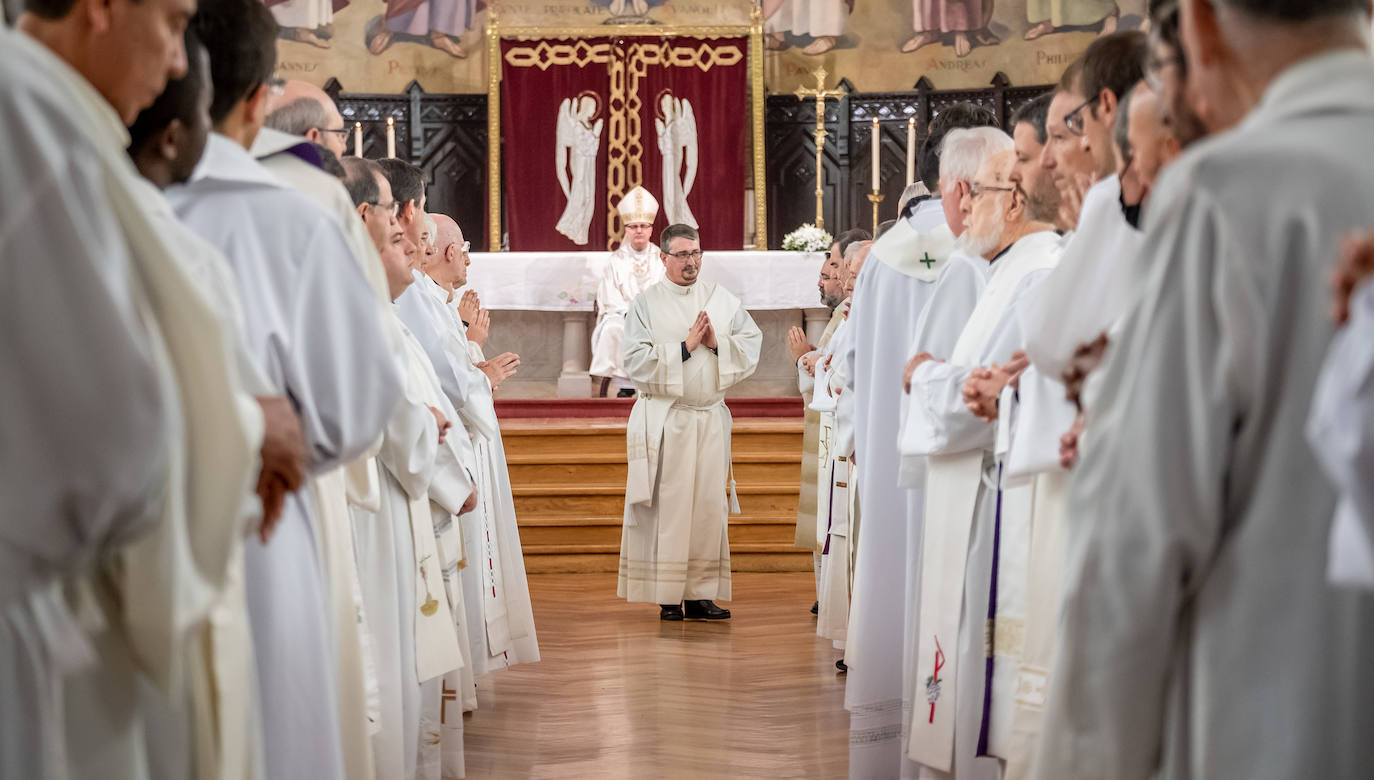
[617,224,762,621]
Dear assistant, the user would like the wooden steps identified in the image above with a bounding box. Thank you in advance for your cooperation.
[502,416,809,574]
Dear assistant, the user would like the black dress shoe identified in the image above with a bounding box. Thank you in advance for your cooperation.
[616,388,637,398]
[684,600,731,620]
[659,604,684,621]
[835,659,848,673]
[811,601,819,615]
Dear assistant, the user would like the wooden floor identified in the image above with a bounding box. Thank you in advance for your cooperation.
[463,572,849,779]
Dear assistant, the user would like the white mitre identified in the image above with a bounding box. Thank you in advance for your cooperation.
[618,186,659,226]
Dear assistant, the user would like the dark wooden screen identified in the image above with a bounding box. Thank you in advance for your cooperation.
[325,79,490,251]
[764,73,1053,247]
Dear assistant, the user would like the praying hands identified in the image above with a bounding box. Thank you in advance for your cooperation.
[685,310,717,352]
[787,326,815,362]
[962,352,1030,422]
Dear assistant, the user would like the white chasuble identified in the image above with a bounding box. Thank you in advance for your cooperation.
[1307,281,1374,590]
[169,133,403,780]
[905,231,1059,777]
[254,127,407,780]
[126,176,273,780]
[1,29,257,780]
[1036,54,1374,780]
[798,306,846,554]
[398,273,541,673]
[1018,175,1142,385]
[843,199,952,780]
[591,243,665,383]
[813,313,853,644]
[619,280,762,605]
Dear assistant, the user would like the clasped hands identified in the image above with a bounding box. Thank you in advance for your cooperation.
[684,310,718,352]
[787,326,815,363]
[961,351,1030,422]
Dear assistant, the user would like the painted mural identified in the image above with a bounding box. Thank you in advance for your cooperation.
[267,0,1146,95]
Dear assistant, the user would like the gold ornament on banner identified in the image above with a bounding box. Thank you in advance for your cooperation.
[488,4,767,250]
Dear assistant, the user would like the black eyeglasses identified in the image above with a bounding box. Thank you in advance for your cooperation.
[1065,94,1102,137]
[668,249,703,260]
[316,126,350,139]
[367,199,401,218]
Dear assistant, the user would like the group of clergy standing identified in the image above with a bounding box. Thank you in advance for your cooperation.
[2,0,538,778]
[787,2,1374,778]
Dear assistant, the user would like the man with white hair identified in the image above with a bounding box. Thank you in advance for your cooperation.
[842,102,996,780]
[592,186,665,398]
[1034,1,1374,778]
[903,149,1058,779]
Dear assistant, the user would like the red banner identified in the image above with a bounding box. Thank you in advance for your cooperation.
[501,36,748,252]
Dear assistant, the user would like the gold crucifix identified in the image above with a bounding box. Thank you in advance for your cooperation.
[794,67,847,230]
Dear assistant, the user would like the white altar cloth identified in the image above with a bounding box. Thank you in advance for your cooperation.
[461,251,826,311]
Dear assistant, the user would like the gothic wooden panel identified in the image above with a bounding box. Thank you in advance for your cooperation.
[765,74,1054,244]
[328,80,491,251]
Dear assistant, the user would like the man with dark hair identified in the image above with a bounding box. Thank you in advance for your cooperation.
[917,101,999,192]
[167,2,405,779]
[1035,1,1374,778]
[3,2,265,778]
[378,157,429,265]
[618,223,762,622]
[1072,30,1148,182]
[1009,93,1060,224]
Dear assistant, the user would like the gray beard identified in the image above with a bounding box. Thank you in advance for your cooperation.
[821,291,844,310]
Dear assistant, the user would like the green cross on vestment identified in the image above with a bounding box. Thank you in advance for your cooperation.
[919,252,936,269]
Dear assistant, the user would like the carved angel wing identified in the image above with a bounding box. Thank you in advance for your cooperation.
[678,98,698,198]
[555,98,573,199]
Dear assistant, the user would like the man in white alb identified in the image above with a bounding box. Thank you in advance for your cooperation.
[1033,2,1374,777]
[619,224,763,621]
[592,186,665,398]
[167,2,404,776]
[904,149,1059,780]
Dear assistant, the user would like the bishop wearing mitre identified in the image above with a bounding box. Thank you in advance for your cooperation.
[592,186,666,397]
[619,224,762,620]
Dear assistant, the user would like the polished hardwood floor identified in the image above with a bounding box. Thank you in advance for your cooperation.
[463,572,849,779]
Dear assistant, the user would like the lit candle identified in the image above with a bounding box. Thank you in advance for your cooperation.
[906,117,917,186]
[871,118,880,191]
[386,117,396,158]
[353,121,362,157]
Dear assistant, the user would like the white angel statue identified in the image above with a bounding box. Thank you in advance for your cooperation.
[655,92,699,228]
[555,93,604,245]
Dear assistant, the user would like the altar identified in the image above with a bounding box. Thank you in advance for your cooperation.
[459,250,832,398]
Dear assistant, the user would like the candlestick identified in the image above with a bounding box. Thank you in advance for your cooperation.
[867,191,885,237]
[906,117,916,186]
[386,117,396,158]
[353,121,363,157]
[870,118,880,189]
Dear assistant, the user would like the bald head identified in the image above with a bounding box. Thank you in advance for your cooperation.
[265,80,347,156]
[427,213,470,290]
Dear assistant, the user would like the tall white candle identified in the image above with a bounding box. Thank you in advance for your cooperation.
[871,118,880,191]
[386,117,396,158]
[354,121,363,157]
[906,117,917,186]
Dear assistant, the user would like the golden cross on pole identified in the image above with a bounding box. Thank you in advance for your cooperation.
[794,67,846,230]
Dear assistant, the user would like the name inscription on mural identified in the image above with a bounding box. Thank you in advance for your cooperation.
[279,61,320,73]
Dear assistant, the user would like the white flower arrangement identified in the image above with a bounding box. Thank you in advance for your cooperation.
[781,223,834,253]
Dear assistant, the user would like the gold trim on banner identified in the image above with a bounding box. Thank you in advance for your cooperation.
[502,40,614,70]
[487,9,501,249]
[489,16,767,250]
